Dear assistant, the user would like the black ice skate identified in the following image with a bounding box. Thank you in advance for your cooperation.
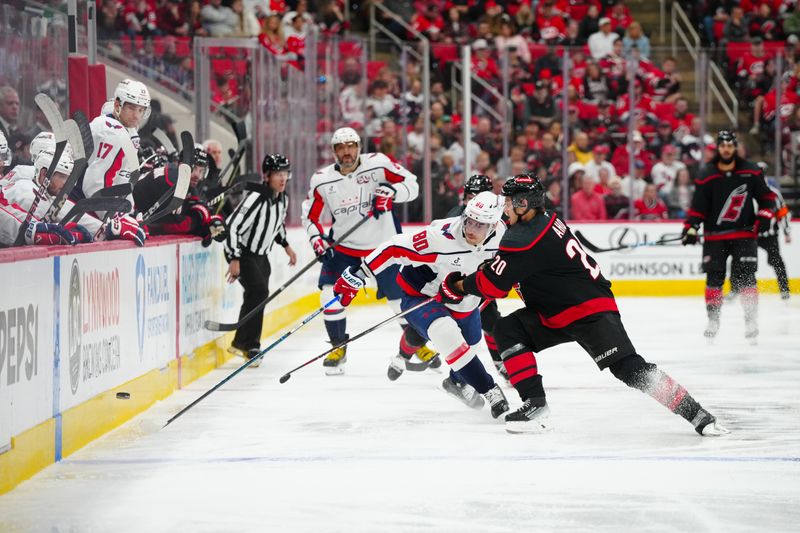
[744,318,758,346]
[505,399,551,433]
[441,376,485,409]
[692,409,731,436]
[704,317,720,340]
[387,353,408,381]
[482,384,510,419]
[246,348,262,368]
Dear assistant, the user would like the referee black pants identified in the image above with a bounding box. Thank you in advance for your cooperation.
[233,252,271,351]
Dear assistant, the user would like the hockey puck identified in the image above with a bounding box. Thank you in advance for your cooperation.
[116,392,131,400]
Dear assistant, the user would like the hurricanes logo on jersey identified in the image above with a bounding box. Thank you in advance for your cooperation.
[717,184,749,224]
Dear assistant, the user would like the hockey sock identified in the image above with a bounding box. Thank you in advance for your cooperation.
[739,285,758,322]
[610,354,703,424]
[451,354,494,394]
[399,325,426,360]
[704,286,723,318]
[484,332,501,362]
[501,345,544,401]
[324,317,347,344]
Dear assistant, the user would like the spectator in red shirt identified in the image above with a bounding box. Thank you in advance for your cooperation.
[471,39,500,82]
[157,0,189,36]
[606,0,633,33]
[570,173,607,220]
[634,183,668,220]
[611,130,655,177]
[411,4,445,41]
[537,1,567,44]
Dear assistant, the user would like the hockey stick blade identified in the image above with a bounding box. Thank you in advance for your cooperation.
[44,114,92,222]
[575,230,684,253]
[279,297,436,383]
[141,162,191,224]
[93,183,133,197]
[60,197,132,226]
[152,128,176,157]
[204,212,374,332]
[180,131,194,165]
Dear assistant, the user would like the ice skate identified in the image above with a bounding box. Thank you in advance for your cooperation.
[693,409,731,436]
[441,376,485,409]
[482,384,510,419]
[246,348,262,368]
[505,399,551,433]
[744,318,758,346]
[704,317,720,340]
[387,353,407,381]
[323,344,347,375]
[402,345,441,373]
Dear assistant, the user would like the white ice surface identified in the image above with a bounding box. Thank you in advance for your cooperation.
[1,296,799,533]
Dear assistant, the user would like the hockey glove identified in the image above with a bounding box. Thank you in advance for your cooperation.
[333,266,365,307]
[209,214,227,242]
[64,222,94,244]
[106,214,146,247]
[25,221,76,246]
[755,209,775,238]
[372,184,395,218]
[681,224,698,246]
[188,201,212,229]
[311,236,334,262]
[437,272,465,304]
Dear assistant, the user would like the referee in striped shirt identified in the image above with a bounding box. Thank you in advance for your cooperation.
[225,153,297,365]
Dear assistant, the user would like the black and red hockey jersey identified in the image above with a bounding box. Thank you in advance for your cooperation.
[461,211,618,329]
[685,158,775,241]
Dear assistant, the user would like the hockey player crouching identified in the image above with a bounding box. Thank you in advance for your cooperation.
[438,174,730,435]
[301,127,427,376]
[332,192,511,419]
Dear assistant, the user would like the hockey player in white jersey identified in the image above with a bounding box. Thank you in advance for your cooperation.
[332,191,511,418]
[0,131,11,178]
[75,79,148,201]
[3,131,74,183]
[1,148,145,246]
[301,126,420,375]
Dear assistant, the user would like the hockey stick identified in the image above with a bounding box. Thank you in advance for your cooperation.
[59,197,132,226]
[216,139,250,189]
[279,297,436,384]
[93,183,133,198]
[204,212,374,332]
[163,296,342,428]
[140,135,193,224]
[152,128,176,157]
[574,230,684,254]
[206,173,260,208]
[44,111,93,223]
[13,95,72,244]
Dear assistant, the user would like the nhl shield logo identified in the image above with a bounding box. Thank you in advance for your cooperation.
[68,259,82,394]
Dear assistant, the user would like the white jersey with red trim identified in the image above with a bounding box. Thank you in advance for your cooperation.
[0,169,102,233]
[300,153,419,255]
[363,216,505,313]
[0,194,27,245]
[78,114,139,201]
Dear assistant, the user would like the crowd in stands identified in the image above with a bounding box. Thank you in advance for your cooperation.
[74,1,799,222]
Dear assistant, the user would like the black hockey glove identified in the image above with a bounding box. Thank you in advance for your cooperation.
[681,224,698,246]
[437,272,465,304]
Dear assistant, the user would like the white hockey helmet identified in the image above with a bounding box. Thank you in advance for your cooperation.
[114,79,151,121]
[463,191,503,226]
[34,147,74,180]
[30,131,57,160]
[0,130,11,167]
[330,127,360,150]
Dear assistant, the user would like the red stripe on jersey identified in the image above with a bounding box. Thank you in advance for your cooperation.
[704,230,755,241]
[499,213,556,252]
[104,149,125,189]
[396,273,425,297]
[687,209,705,219]
[445,343,470,365]
[504,351,538,375]
[366,244,437,272]
[761,192,777,201]
[538,297,619,328]
[334,244,373,257]
[734,170,758,176]
[383,168,405,184]
[509,367,539,386]
[695,173,722,185]
[483,333,497,350]
[164,164,174,187]
[475,270,509,299]
[308,189,325,237]
[704,287,723,307]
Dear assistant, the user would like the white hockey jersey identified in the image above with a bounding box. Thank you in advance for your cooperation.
[363,215,506,313]
[300,153,419,256]
[78,114,139,200]
[0,194,26,245]
[1,167,102,234]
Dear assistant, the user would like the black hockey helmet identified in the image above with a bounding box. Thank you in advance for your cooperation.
[501,173,546,210]
[463,174,493,199]
[262,153,291,174]
[193,144,209,168]
[716,130,738,147]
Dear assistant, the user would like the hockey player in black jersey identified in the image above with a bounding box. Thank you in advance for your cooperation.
[681,131,776,342]
[446,173,507,381]
[436,173,729,436]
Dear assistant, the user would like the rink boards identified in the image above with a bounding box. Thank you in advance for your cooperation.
[1,221,798,494]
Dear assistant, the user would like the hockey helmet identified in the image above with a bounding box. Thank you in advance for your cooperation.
[464,191,502,225]
[30,131,58,160]
[114,79,151,122]
[262,153,291,174]
[194,143,210,168]
[716,130,737,147]
[34,147,74,181]
[0,131,11,167]
[502,173,546,210]
[463,174,493,199]
[330,127,361,150]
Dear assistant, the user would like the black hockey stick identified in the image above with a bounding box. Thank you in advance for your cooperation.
[44,111,93,223]
[163,295,342,428]
[14,95,72,244]
[205,173,260,208]
[279,297,436,384]
[140,137,193,224]
[204,212,374,332]
[574,230,684,253]
[59,197,132,226]
[94,183,133,198]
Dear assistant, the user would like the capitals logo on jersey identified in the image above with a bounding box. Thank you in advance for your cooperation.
[717,184,748,224]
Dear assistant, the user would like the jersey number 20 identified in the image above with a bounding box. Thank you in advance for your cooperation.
[566,238,601,279]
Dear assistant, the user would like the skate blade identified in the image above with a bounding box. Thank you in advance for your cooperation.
[247,359,262,368]
[439,384,486,410]
[505,420,551,434]
[324,366,346,376]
